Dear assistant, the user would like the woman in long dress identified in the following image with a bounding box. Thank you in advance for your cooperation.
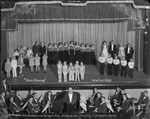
[47,43,53,64]
[118,43,125,60]
[101,41,108,61]
[63,42,69,64]
[90,44,96,65]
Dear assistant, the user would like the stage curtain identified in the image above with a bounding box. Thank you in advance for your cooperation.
[6,21,135,60]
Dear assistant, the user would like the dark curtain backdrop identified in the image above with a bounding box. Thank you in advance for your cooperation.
[6,21,135,60]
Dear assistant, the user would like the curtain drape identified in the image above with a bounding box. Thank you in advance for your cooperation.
[7,21,135,60]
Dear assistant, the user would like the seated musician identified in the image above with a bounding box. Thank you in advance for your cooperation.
[88,88,98,107]
[14,91,24,108]
[42,91,52,113]
[141,91,149,112]
[25,89,34,102]
[32,92,40,108]
[27,97,40,114]
[9,97,20,114]
[94,96,107,113]
[0,92,7,109]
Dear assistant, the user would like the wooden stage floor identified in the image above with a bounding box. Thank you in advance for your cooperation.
[7,65,150,90]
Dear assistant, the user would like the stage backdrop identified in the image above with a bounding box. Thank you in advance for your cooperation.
[7,21,135,60]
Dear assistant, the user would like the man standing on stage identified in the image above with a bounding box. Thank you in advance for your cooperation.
[125,43,134,62]
[32,41,40,56]
[108,40,117,58]
[63,87,78,113]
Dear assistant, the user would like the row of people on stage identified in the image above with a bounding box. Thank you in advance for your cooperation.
[98,54,134,78]
[57,61,85,82]
[101,40,134,62]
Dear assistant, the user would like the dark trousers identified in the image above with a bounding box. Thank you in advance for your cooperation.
[121,66,127,77]
[66,103,77,113]
[128,68,134,79]
[100,63,105,75]
[114,65,119,76]
[107,64,112,75]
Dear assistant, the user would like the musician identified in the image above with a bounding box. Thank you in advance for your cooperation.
[25,89,34,102]
[27,97,39,114]
[32,92,40,108]
[141,91,150,112]
[1,78,9,94]
[0,92,7,108]
[125,43,134,62]
[88,88,98,107]
[9,97,20,114]
[14,91,23,108]
[42,91,52,113]
[63,87,78,113]
[108,40,117,58]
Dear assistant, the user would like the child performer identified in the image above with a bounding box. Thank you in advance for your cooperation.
[18,54,25,74]
[128,58,134,79]
[79,62,85,80]
[5,58,12,78]
[35,53,40,73]
[42,54,48,73]
[68,62,74,81]
[29,54,35,73]
[11,56,18,77]
[62,61,68,82]
[57,61,62,82]
[120,56,127,77]
[113,55,120,76]
[74,61,80,81]
[107,54,113,75]
[13,49,19,60]
[98,53,106,75]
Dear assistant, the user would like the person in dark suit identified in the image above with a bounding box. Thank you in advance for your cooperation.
[32,41,40,56]
[63,87,78,113]
[25,89,34,102]
[1,78,9,94]
[14,91,23,108]
[9,97,20,114]
[32,92,41,109]
[125,43,134,62]
[108,40,117,58]
[141,91,150,113]
[0,92,7,109]
[95,96,107,113]
[27,97,40,114]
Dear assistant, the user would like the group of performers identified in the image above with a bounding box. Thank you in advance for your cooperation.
[98,40,134,78]
[57,61,85,82]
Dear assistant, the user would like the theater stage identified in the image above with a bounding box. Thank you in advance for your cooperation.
[7,65,150,90]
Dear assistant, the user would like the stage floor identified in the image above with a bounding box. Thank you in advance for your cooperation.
[7,65,150,90]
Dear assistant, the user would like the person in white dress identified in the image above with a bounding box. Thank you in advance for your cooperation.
[57,61,62,82]
[42,54,48,73]
[17,54,25,74]
[29,54,35,73]
[34,53,40,72]
[11,56,18,77]
[101,41,108,61]
[118,44,125,60]
[79,62,85,80]
[68,62,74,81]
[74,61,80,81]
[63,61,68,82]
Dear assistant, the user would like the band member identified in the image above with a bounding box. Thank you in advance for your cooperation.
[121,57,127,77]
[14,91,23,108]
[58,42,64,62]
[18,54,25,74]
[27,97,40,114]
[85,43,91,64]
[5,58,12,78]
[25,89,34,102]
[101,41,108,61]
[128,58,134,79]
[80,43,86,63]
[34,53,40,73]
[107,54,113,75]
[118,43,125,60]
[125,43,134,62]
[57,61,62,82]
[108,40,117,58]
[42,54,48,73]
[63,87,78,113]
[141,91,149,112]
[113,55,120,76]
[69,41,75,63]
[88,88,98,106]
[98,53,106,75]
[9,97,20,114]
[64,42,69,64]
[11,56,18,78]
[68,62,75,81]
[74,61,80,82]
[32,41,40,56]
[0,92,7,108]
[79,62,85,80]
[63,61,68,82]
[29,54,35,73]
[75,42,80,63]
[47,43,53,64]
[32,92,40,109]
[98,96,107,113]
[53,43,59,64]
[90,44,96,65]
